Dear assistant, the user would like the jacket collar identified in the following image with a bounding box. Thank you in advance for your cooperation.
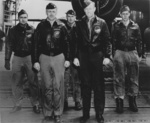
[16,23,30,31]
[17,23,28,28]
[45,18,63,27]
[119,19,135,27]
[67,22,76,28]
[83,15,97,23]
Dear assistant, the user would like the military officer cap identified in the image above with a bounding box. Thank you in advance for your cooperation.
[46,3,57,9]
[120,5,130,13]
[82,0,94,9]
[18,9,28,17]
[66,10,76,16]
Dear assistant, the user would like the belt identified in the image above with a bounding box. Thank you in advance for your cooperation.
[118,47,135,52]
[14,52,31,57]
[42,51,62,56]
[81,45,102,53]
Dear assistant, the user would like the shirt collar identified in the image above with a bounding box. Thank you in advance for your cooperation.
[85,15,96,22]
[46,18,57,26]
[67,22,76,28]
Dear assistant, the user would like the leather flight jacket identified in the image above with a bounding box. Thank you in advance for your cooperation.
[5,23,34,61]
[32,19,70,63]
[63,20,77,60]
[74,16,111,58]
[111,20,142,57]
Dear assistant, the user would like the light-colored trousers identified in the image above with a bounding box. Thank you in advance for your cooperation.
[39,53,65,116]
[12,55,39,107]
[113,50,140,98]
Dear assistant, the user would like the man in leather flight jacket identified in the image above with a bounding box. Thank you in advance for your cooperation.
[5,9,40,114]
[73,1,111,123]
[111,5,142,114]
[63,10,82,111]
[32,3,70,123]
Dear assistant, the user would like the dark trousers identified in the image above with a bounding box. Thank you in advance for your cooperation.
[79,51,105,117]
[64,62,81,103]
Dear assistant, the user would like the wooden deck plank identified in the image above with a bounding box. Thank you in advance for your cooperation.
[0,108,150,123]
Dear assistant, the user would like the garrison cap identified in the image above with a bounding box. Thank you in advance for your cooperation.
[82,0,94,9]
[18,9,28,17]
[66,10,76,16]
[46,3,57,9]
[120,5,130,13]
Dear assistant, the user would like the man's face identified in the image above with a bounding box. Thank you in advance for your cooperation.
[120,11,130,21]
[46,8,57,21]
[66,14,76,24]
[18,14,28,25]
[84,3,96,18]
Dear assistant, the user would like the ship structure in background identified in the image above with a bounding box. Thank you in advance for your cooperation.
[0,0,21,35]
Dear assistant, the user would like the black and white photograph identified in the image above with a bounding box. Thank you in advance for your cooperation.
[0,0,150,123]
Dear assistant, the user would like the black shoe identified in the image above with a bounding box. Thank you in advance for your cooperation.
[96,115,104,123]
[75,102,82,110]
[129,96,138,112]
[10,106,22,113]
[80,116,89,123]
[116,98,124,113]
[55,115,61,123]
[33,105,40,114]
[42,116,53,123]
[64,101,68,111]
[44,116,53,121]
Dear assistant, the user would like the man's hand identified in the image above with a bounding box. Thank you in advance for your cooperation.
[103,58,111,65]
[2,37,5,42]
[33,62,40,72]
[73,58,80,67]
[139,57,142,62]
[110,55,113,60]
[64,61,70,68]
[5,60,10,70]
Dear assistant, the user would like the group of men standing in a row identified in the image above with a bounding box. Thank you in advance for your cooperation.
[4,0,142,123]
